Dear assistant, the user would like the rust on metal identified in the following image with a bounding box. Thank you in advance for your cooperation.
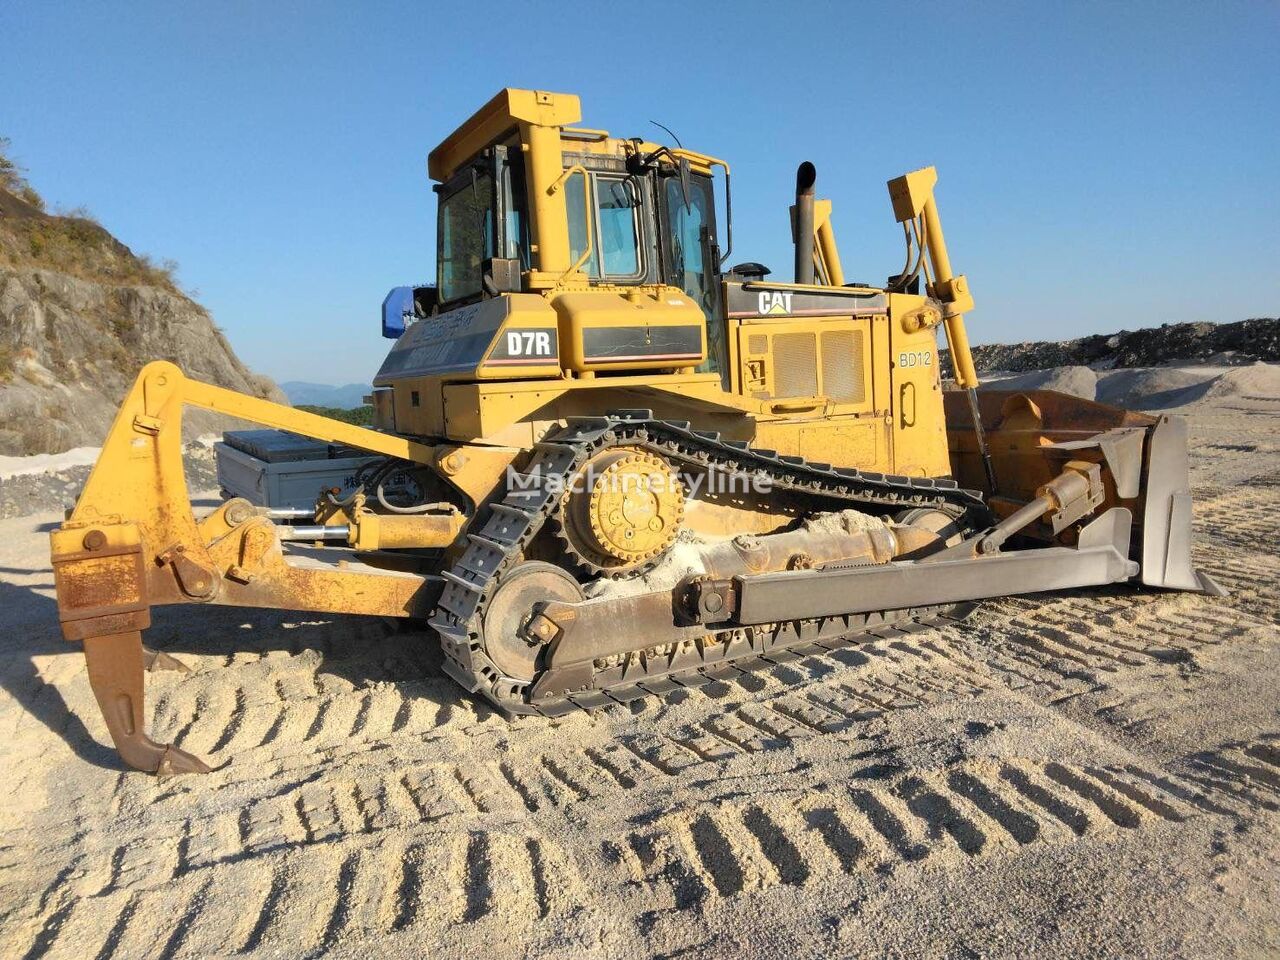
[82,631,210,776]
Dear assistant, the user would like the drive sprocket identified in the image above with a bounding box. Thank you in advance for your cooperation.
[556,446,685,577]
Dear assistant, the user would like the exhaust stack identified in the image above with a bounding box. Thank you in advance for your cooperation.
[794,161,816,285]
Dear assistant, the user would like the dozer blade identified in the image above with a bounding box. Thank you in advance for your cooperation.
[946,389,1223,597]
[1139,415,1223,594]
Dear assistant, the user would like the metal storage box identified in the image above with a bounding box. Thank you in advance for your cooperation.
[216,430,381,510]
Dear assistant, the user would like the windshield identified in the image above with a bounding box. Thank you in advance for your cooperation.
[438,172,494,302]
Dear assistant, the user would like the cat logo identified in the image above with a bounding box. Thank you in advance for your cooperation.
[757,290,794,316]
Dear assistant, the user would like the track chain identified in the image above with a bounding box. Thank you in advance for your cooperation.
[428,412,984,716]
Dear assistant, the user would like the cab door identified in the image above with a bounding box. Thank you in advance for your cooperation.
[660,175,727,382]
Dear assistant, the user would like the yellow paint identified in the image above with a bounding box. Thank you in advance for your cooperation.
[56,92,985,632]
[887,166,979,390]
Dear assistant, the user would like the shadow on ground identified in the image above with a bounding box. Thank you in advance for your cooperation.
[0,569,476,773]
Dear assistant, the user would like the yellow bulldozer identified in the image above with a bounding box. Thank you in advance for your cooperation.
[49,89,1221,776]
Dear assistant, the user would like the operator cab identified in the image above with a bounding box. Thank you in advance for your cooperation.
[430,142,723,304]
[397,106,730,379]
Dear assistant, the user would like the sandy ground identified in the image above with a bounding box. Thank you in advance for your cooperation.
[1,385,1278,959]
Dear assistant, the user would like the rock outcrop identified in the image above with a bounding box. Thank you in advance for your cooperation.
[943,317,1280,377]
[0,177,284,455]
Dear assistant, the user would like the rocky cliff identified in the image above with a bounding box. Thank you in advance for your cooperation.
[941,317,1280,376]
[0,164,284,455]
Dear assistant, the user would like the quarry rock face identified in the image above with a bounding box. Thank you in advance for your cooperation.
[0,187,284,455]
[944,317,1280,376]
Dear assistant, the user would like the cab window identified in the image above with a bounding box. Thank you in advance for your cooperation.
[567,173,643,279]
[500,152,531,268]
[665,177,714,316]
[438,172,494,302]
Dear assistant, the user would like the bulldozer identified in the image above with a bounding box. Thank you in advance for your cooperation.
[49,88,1221,776]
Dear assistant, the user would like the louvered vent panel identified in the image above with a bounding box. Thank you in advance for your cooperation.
[773,332,818,397]
[748,334,768,354]
[821,329,866,403]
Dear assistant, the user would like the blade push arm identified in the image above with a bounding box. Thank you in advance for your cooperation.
[888,167,997,490]
[887,167,978,387]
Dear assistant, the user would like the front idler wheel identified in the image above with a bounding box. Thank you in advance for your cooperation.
[482,561,585,682]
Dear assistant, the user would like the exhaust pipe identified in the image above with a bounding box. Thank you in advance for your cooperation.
[794,161,816,285]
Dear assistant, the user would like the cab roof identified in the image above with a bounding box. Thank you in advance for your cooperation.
[427,88,581,182]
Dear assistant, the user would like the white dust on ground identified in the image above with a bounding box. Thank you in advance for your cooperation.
[0,434,224,482]
[0,446,102,480]
[0,384,1278,959]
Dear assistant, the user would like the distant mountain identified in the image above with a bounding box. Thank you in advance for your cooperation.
[281,381,370,408]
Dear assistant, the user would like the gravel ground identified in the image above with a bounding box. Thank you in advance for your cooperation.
[0,442,218,521]
[0,392,1277,960]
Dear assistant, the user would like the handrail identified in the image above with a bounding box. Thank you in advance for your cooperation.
[547,163,595,283]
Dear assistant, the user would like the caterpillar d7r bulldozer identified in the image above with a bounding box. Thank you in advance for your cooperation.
[50,89,1221,776]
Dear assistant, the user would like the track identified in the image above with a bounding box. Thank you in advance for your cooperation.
[430,412,982,715]
[2,399,1279,958]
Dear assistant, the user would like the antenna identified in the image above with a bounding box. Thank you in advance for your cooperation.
[648,120,683,149]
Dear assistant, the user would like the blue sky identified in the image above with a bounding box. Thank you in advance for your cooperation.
[2,1,1276,385]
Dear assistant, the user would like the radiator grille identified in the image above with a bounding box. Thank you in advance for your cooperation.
[773,332,818,397]
[821,329,866,403]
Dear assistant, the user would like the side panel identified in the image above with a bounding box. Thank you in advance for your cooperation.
[551,290,707,373]
[374,294,560,438]
[724,280,895,473]
[887,295,952,478]
[441,373,747,446]
[375,295,561,383]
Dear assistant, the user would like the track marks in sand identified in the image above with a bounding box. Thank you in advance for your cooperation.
[1179,736,1280,814]
[617,758,1193,915]
[22,832,583,960]
[16,751,1205,958]
[951,584,1271,712]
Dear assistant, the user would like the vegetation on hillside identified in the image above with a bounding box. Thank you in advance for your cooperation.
[0,137,180,291]
[296,404,375,426]
[0,137,45,210]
